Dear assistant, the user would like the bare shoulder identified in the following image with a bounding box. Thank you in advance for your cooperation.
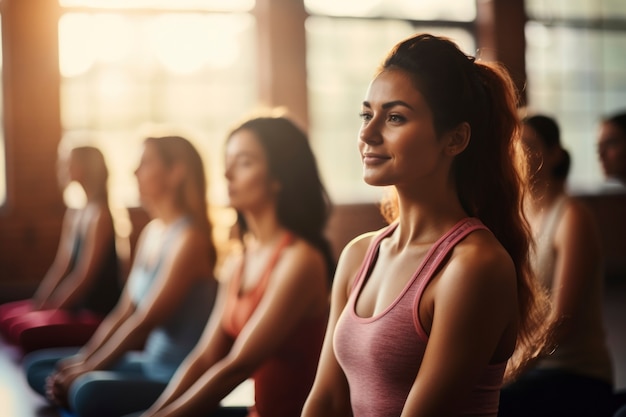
[176,224,212,256]
[444,229,517,294]
[555,196,601,252]
[282,236,326,269]
[333,227,388,294]
[273,237,329,288]
[560,197,598,231]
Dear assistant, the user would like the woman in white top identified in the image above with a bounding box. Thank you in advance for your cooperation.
[499,115,615,417]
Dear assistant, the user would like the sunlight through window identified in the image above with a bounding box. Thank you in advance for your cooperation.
[58,6,257,208]
[59,0,254,12]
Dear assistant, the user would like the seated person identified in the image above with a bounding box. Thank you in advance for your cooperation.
[0,145,122,353]
[24,135,219,417]
[134,114,334,417]
[499,115,615,417]
[597,111,626,187]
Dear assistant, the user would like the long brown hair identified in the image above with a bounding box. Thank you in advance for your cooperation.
[227,115,335,280]
[144,136,217,268]
[379,33,549,380]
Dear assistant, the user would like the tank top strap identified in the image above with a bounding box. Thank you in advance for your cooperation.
[135,216,189,273]
[350,224,398,292]
[255,231,294,290]
[418,217,488,279]
[543,195,568,244]
[232,231,295,298]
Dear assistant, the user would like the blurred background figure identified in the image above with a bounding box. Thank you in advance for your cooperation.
[499,115,615,417]
[597,111,626,188]
[135,114,334,417]
[0,145,122,353]
[23,135,219,417]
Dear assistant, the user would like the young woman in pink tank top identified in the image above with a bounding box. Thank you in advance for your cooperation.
[138,114,334,417]
[302,34,550,417]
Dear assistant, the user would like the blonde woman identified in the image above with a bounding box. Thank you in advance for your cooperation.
[24,136,219,417]
[0,146,122,353]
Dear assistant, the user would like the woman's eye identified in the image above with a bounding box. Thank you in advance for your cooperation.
[359,112,372,122]
[389,114,405,123]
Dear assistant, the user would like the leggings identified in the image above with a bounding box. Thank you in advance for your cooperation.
[0,299,102,352]
[24,347,169,417]
[123,407,249,417]
[498,368,615,417]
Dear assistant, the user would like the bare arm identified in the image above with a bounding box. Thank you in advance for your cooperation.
[145,240,330,417]
[400,233,517,417]
[33,209,77,307]
[548,199,603,344]
[81,227,214,371]
[302,234,375,417]
[45,205,116,309]
[142,267,234,414]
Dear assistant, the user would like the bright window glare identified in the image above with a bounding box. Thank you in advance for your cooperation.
[59,0,255,12]
[148,14,244,73]
[304,0,475,21]
[59,11,257,208]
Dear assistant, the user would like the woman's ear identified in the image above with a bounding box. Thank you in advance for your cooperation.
[444,122,471,156]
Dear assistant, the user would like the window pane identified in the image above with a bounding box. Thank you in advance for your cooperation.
[59,0,254,12]
[526,0,626,20]
[525,24,626,189]
[306,16,474,202]
[59,11,257,208]
[305,0,476,22]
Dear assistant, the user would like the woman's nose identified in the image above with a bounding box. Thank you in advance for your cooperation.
[359,119,383,145]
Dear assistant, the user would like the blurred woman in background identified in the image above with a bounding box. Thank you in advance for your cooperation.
[498,115,614,417]
[0,145,122,353]
[135,114,334,417]
[24,136,218,417]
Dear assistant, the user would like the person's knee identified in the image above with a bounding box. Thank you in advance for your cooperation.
[23,351,56,396]
[69,373,108,417]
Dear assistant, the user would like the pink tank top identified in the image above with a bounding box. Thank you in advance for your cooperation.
[334,218,507,417]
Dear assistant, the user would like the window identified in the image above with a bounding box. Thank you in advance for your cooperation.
[304,0,476,203]
[58,1,257,209]
[524,0,626,190]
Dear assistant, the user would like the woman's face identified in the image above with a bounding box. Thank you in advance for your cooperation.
[358,69,448,189]
[134,142,170,206]
[597,121,626,180]
[225,129,278,213]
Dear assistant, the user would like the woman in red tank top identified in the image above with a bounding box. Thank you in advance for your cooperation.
[138,114,335,417]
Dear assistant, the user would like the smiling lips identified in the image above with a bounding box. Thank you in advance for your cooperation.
[362,152,391,165]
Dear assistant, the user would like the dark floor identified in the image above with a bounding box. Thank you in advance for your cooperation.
[1,280,624,417]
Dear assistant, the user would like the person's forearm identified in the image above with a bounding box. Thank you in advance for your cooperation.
[33,265,66,307]
[46,271,93,309]
[83,316,150,371]
[149,358,251,417]
[78,307,130,361]
[145,354,211,414]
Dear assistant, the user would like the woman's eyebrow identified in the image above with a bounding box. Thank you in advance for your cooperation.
[361,100,414,110]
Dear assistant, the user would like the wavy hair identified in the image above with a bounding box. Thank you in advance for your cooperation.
[378,33,550,381]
